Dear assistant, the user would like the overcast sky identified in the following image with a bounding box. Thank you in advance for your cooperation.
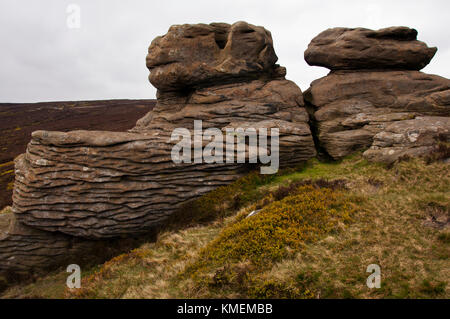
[0,0,449,102]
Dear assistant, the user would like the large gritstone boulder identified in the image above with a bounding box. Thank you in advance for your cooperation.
[304,26,437,71]
[304,26,450,161]
[146,21,280,91]
[1,22,315,275]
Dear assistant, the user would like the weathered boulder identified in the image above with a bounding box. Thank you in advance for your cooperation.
[147,21,282,91]
[305,70,450,159]
[304,27,437,71]
[0,211,155,276]
[0,212,95,274]
[363,116,450,164]
[1,21,315,274]
[304,27,450,160]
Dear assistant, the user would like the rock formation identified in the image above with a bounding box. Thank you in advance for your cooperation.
[1,23,449,281]
[0,212,152,277]
[304,26,437,71]
[1,22,315,276]
[363,116,450,163]
[146,22,280,91]
[304,26,450,161]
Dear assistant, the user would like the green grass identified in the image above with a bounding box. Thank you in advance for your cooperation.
[1,153,448,299]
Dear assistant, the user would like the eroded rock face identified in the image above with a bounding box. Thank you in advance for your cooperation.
[12,82,315,239]
[305,71,450,159]
[304,27,450,160]
[1,21,315,275]
[304,27,437,71]
[147,21,281,91]
[363,116,450,164]
[0,211,155,276]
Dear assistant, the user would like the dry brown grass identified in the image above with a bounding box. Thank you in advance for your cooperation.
[65,219,233,299]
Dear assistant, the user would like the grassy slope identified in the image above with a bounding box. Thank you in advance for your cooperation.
[1,153,449,299]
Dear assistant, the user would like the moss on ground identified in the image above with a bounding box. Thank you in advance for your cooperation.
[182,185,356,298]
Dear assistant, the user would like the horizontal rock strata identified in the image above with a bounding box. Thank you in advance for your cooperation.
[3,23,448,280]
[305,70,450,159]
[0,211,156,279]
[304,26,437,71]
[363,116,450,163]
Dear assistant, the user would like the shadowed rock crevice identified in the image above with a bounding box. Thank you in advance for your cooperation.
[304,99,334,161]
[211,22,230,49]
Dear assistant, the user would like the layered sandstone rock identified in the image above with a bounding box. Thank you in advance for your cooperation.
[304,26,450,160]
[1,22,315,274]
